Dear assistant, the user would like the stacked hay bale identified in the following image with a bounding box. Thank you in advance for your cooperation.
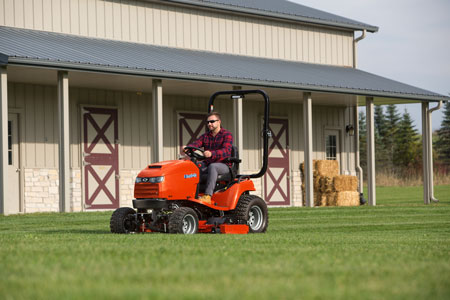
[300,160,359,206]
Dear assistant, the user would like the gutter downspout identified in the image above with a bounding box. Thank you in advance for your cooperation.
[353,30,366,197]
[427,101,442,203]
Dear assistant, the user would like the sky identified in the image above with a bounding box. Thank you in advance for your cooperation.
[289,0,450,131]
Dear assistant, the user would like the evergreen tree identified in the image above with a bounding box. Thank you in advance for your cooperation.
[435,101,450,165]
[385,104,401,168]
[374,105,389,169]
[395,109,420,170]
[359,111,367,172]
[374,105,387,137]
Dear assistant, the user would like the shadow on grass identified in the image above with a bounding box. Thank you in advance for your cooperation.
[40,229,110,235]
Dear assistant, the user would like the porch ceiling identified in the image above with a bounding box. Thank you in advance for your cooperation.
[1,26,448,105]
[6,65,358,106]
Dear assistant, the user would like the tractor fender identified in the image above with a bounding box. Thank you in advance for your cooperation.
[211,179,256,210]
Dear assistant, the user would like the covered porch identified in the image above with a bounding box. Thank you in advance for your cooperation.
[0,26,447,214]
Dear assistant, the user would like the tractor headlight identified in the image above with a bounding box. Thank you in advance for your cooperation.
[135,176,164,183]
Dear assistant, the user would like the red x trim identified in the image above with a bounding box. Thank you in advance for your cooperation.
[179,113,206,153]
[264,118,290,206]
[266,168,288,201]
[268,124,288,157]
[83,107,119,210]
[85,114,114,154]
[85,165,116,205]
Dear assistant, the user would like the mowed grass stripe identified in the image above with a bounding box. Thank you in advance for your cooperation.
[1,185,449,299]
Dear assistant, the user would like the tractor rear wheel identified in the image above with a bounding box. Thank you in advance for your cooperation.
[110,207,138,234]
[169,207,199,234]
[233,195,268,233]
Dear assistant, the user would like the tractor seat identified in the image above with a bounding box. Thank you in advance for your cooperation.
[199,146,241,184]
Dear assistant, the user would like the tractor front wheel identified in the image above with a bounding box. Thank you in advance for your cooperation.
[169,207,199,234]
[110,207,138,234]
[233,195,268,233]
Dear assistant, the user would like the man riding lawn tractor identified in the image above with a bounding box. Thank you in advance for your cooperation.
[110,90,271,234]
[184,112,233,205]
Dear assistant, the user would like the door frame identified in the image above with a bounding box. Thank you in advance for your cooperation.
[323,126,343,174]
[80,104,119,211]
[261,115,292,207]
[8,109,24,213]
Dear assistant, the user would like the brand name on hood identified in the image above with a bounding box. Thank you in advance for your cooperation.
[184,173,197,179]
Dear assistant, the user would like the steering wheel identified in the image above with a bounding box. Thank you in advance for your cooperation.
[183,146,206,160]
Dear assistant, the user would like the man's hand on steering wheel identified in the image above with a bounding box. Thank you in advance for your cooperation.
[183,146,206,160]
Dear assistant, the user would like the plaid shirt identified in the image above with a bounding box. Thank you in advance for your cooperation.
[188,128,234,167]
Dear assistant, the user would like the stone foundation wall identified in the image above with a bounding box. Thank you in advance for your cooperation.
[24,169,59,213]
[71,169,82,212]
[23,168,141,213]
[119,169,141,207]
[24,168,84,213]
[291,170,303,207]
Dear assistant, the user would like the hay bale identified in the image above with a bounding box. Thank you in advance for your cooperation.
[301,175,321,191]
[313,176,321,191]
[314,192,321,206]
[313,192,328,207]
[316,160,339,177]
[325,192,337,206]
[300,160,318,175]
[334,175,358,192]
[335,191,360,206]
[319,176,334,193]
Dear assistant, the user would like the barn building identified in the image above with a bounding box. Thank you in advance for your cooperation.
[0,0,448,214]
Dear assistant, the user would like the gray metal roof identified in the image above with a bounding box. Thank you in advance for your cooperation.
[164,0,378,32]
[0,26,447,102]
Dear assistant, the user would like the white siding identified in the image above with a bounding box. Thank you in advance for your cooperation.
[9,82,355,173]
[7,82,153,170]
[0,0,354,66]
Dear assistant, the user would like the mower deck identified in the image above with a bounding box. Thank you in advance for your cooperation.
[198,221,249,234]
[136,221,249,234]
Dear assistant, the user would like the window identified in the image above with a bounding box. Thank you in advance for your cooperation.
[8,120,12,165]
[325,134,337,160]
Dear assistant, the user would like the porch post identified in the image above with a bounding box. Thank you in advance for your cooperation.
[232,86,243,159]
[303,92,314,207]
[354,105,364,194]
[58,71,70,212]
[426,103,437,203]
[366,97,376,206]
[0,67,7,214]
[152,79,163,163]
[421,102,430,204]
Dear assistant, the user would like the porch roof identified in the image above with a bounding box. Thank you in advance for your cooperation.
[0,26,447,102]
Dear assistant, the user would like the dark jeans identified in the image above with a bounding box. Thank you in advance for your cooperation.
[200,162,229,196]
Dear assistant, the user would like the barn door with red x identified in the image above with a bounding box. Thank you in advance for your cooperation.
[264,118,290,206]
[178,112,207,154]
[82,107,119,210]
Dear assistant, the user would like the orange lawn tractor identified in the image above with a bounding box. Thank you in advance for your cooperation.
[110,90,271,234]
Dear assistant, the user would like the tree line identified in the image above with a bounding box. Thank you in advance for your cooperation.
[359,101,450,177]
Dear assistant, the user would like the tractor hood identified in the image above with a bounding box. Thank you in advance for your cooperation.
[138,159,199,178]
[135,159,200,200]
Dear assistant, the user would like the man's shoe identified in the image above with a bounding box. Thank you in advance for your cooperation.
[198,195,211,204]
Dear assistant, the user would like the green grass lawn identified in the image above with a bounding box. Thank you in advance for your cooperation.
[1,185,449,299]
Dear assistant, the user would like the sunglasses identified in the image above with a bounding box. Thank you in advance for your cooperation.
[206,120,219,124]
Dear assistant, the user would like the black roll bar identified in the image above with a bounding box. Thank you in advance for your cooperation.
[208,89,270,179]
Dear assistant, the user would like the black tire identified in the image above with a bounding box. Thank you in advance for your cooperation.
[233,194,268,233]
[110,207,138,234]
[169,207,199,234]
